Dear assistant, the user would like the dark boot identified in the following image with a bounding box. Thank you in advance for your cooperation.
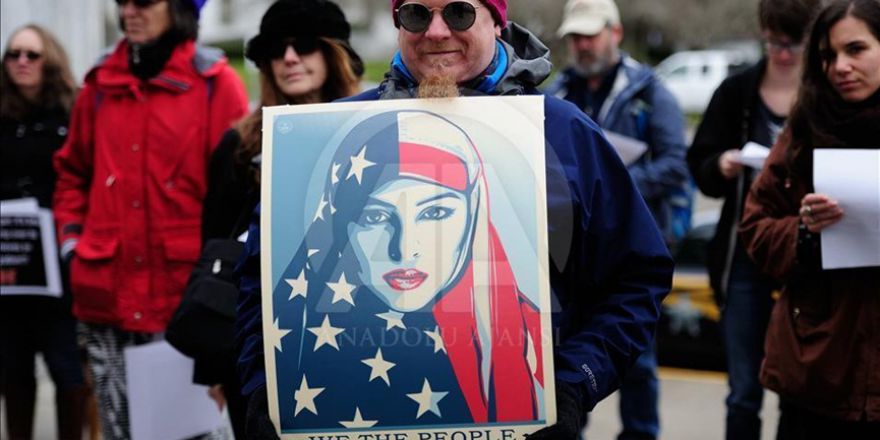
[56,385,88,440]
[5,381,37,440]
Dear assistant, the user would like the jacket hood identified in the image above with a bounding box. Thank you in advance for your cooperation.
[86,39,228,92]
[497,22,553,93]
[379,21,552,98]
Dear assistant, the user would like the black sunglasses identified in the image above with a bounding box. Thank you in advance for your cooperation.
[395,1,482,33]
[114,0,164,7]
[267,37,320,60]
[4,49,42,62]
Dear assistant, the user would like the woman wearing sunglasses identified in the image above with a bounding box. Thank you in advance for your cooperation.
[52,0,249,438]
[196,0,362,437]
[739,0,880,437]
[1,24,87,440]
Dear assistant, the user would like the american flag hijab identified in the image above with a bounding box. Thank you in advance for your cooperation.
[272,111,544,431]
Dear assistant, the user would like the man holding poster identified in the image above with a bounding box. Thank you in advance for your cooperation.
[235,1,673,439]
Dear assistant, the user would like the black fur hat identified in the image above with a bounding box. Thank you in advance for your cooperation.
[245,0,363,75]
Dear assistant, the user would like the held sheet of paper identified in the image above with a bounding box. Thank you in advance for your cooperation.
[813,148,880,269]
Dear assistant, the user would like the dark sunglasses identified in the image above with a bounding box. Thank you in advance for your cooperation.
[267,37,320,59]
[4,49,42,62]
[395,1,482,33]
[114,0,165,7]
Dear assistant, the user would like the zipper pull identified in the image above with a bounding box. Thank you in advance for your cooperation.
[212,259,222,274]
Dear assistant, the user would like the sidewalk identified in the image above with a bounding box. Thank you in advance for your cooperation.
[585,367,780,440]
[17,358,779,440]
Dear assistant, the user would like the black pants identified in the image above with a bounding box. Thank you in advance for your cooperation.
[777,400,880,440]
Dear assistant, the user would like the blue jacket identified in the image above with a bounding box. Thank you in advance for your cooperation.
[235,23,672,412]
[545,57,689,242]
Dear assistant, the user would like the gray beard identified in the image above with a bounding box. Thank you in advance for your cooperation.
[572,61,609,78]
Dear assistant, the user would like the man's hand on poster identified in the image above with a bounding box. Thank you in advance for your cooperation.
[246,385,280,440]
[526,381,585,440]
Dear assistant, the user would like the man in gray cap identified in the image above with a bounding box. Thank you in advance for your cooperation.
[546,0,690,439]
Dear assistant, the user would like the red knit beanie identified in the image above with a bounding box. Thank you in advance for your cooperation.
[391,0,507,28]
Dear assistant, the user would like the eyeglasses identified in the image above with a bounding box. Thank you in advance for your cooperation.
[267,37,320,60]
[114,0,165,8]
[4,49,42,62]
[395,1,482,33]
[765,40,805,55]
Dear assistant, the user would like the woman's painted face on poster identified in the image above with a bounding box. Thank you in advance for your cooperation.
[348,178,469,312]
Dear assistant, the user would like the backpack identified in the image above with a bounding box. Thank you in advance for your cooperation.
[632,90,694,245]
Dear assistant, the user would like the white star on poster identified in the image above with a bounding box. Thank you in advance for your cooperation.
[361,348,396,386]
[424,326,446,354]
[268,318,292,353]
[307,315,344,351]
[339,407,378,429]
[327,273,356,306]
[294,375,324,416]
[331,162,341,185]
[314,194,329,221]
[285,270,308,300]
[346,145,375,184]
[376,310,406,330]
[407,379,448,419]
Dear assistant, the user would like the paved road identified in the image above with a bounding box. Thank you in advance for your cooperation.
[12,359,780,440]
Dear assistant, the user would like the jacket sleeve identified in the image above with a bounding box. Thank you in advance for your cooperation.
[551,108,673,411]
[207,66,249,156]
[626,81,689,200]
[53,85,98,252]
[738,130,800,280]
[687,78,741,198]
[234,204,266,396]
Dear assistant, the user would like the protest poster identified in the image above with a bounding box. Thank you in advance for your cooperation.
[1,198,62,297]
[260,97,555,439]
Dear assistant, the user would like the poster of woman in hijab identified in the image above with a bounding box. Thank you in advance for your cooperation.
[261,97,555,439]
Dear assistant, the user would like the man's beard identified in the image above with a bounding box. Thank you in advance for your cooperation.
[572,47,618,78]
[417,62,460,99]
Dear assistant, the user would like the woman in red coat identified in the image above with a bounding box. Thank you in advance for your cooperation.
[52,0,248,438]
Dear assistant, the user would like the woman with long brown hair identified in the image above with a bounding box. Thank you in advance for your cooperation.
[739,0,880,438]
[0,24,85,440]
[195,0,362,437]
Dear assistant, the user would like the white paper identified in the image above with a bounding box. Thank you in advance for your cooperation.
[1,197,39,214]
[736,142,771,169]
[1,198,62,297]
[125,341,225,440]
[813,149,880,269]
[604,131,649,166]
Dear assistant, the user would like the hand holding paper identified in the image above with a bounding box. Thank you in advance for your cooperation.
[734,142,771,169]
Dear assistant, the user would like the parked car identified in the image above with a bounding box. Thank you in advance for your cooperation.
[655,49,752,114]
[657,216,726,371]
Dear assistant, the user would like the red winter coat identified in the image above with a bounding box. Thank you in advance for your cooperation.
[53,39,249,333]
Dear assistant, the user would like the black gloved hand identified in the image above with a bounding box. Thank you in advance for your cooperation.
[245,385,280,440]
[526,381,586,440]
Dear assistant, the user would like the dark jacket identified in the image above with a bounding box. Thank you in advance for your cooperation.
[1,107,72,314]
[687,61,767,300]
[234,23,673,412]
[202,129,259,243]
[739,130,880,421]
[545,57,689,242]
[1,108,68,207]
